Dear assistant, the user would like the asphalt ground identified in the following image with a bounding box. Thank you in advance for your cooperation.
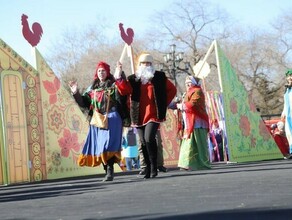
[0,159,292,220]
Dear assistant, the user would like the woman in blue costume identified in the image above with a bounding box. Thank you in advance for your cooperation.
[69,61,129,181]
[281,69,292,159]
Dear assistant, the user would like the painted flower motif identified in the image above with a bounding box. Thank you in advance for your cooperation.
[230,98,238,114]
[58,128,81,158]
[51,151,61,166]
[57,89,75,109]
[47,105,66,134]
[42,76,61,104]
[64,106,85,131]
[164,139,175,159]
[47,166,53,174]
[259,120,271,141]
[163,111,174,132]
[71,115,81,131]
[239,115,250,137]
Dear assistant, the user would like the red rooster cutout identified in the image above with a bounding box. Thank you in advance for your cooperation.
[119,23,134,45]
[21,14,43,47]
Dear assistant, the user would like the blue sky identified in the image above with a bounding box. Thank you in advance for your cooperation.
[0,0,291,66]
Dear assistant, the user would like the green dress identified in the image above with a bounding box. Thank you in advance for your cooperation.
[177,85,211,170]
[178,128,211,170]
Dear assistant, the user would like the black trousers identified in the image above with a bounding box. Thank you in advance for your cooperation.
[137,122,159,171]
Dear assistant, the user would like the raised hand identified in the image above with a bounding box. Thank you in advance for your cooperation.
[68,81,78,94]
[114,62,122,79]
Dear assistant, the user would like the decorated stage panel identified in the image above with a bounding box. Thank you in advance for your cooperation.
[215,43,282,162]
[35,48,108,180]
[159,110,180,167]
[0,39,105,185]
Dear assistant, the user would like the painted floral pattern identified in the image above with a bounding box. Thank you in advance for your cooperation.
[58,128,81,158]
[47,105,66,134]
[239,115,251,137]
[259,120,271,141]
[217,44,281,162]
[230,98,238,114]
[42,76,61,104]
[163,111,175,132]
[160,110,181,165]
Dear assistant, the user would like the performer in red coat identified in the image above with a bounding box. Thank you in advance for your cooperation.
[176,76,211,170]
[114,53,177,179]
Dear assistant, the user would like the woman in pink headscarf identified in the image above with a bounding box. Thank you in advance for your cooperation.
[69,61,129,181]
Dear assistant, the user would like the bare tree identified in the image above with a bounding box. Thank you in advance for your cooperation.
[271,10,292,68]
[146,0,233,95]
[46,23,108,90]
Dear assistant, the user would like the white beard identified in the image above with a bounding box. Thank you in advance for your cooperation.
[136,66,155,84]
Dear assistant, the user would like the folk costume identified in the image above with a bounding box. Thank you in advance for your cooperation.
[115,53,176,178]
[282,69,292,156]
[177,76,211,170]
[72,61,127,181]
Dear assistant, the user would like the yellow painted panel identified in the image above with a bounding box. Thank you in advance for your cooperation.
[10,59,20,71]
[2,73,29,184]
[0,49,9,70]
[14,148,21,166]
[15,166,23,182]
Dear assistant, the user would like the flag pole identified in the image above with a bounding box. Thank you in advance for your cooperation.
[119,44,127,64]
[127,45,135,75]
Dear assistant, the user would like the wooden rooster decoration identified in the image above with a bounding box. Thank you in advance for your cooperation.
[21,14,43,47]
[119,23,134,45]
[118,23,135,75]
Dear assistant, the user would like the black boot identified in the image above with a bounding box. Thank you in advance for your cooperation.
[102,163,107,175]
[146,141,158,178]
[103,160,114,182]
[140,144,151,179]
[151,164,158,178]
[158,166,168,172]
[143,166,151,179]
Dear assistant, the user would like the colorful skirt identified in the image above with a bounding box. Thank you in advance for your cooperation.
[178,128,211,170]
[78,110,123,167]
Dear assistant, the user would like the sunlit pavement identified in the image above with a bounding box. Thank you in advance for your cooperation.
[1,159,292,220]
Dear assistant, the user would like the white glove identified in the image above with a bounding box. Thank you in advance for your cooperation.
[68,81,78,95]
[176,103,183,110]
[114,62,122,79]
